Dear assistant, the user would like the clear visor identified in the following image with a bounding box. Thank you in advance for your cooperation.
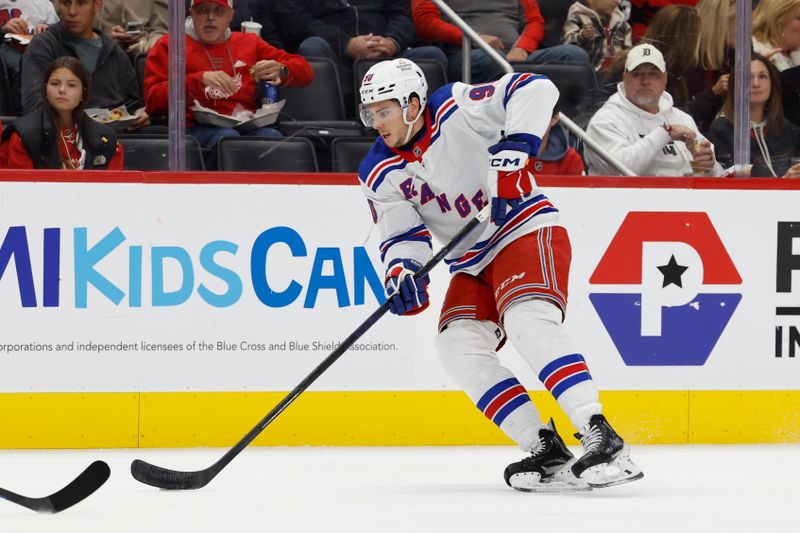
[359,103,405,128]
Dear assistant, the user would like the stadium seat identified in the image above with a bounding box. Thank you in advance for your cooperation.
[117,134,205,171]
[280,57,348,121]
[217,137,318,172]
[277,57,364,171]
[353,57,448,111]
[512,62,599,120]
[331,137,376,173]
[538,0,575,48]
[0,115,17,130]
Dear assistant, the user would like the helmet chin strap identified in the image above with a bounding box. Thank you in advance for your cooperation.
[401,106,424,145]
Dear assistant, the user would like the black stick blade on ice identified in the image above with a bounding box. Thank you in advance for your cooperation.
[0,460,111,514]
[130,461,213,490]
[131,206,492,491]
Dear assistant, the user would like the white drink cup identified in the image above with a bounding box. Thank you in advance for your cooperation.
[241,20,262,36]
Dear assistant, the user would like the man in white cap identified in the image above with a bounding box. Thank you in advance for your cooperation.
[585,43,722,177]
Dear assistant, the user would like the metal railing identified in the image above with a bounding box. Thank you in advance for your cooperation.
[431,0,635,176]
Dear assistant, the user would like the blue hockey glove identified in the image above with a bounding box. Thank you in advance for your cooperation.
[487,140,535,226]
[384,259,430,316]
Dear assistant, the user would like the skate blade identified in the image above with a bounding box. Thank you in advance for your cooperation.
[581,447,644,488]
[510,467,593,493]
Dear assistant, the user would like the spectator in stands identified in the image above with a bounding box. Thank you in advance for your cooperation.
[145,0,313,169]
[531,104,585,174]
[689,0,733,131]
[21,0,151,132]
[94,0,168,58]
[585,43,721,176]
[627,0,698,43]
[279,0,446,115]
[0,0,59,115]
[1,56,123,169]
[752,0,800,71]
[562,0,631,70]
[412,0,589,84]
[706,55,800,177]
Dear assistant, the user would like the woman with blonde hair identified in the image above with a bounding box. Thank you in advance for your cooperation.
[696,0,736,72]
[752,0,800,71]
[683,0,735,131]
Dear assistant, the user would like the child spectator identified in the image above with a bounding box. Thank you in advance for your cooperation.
[1,56,123,169]
[562,0,631,70]
[531,106,586,175]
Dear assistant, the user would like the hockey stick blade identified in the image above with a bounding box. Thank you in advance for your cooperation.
[131,206,491,491]
[130,460,212,490]
[0,460,110,514]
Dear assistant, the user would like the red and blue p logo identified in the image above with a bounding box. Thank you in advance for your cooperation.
[589,212,742,366]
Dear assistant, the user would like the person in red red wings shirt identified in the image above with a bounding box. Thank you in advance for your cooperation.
[144,0,313,169]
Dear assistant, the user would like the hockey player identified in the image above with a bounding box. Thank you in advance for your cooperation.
[357,58,643,492]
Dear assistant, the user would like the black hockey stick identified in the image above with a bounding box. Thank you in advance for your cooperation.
[131,205,492,490]
[0,460,110,514]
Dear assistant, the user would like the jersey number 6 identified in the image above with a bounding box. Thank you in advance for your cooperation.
[468,84,495,100]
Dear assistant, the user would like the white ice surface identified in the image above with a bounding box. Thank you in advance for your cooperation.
[0,445,797,532]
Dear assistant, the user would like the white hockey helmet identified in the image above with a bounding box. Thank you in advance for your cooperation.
[359,58,428,131]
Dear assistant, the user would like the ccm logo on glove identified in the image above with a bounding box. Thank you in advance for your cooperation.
[487,147,536,226]
[489,156,524,167]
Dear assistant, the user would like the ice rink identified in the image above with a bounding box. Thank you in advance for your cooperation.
[0,444,797,532]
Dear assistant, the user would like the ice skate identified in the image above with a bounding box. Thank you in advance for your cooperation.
[504,419,592,493]
[571,414,643,488]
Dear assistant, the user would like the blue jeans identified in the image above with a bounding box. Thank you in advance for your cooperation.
[187,124,282,170]
[447,44,590,83]
[297,36,448,116]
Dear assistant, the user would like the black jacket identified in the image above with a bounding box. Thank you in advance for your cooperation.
[230,0,287,50]
[706,117,800,177]
[1,107,119,169]
[277,0,415,56]
[20,22,142,114]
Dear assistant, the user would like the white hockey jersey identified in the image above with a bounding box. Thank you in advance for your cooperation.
[358,72,561,277]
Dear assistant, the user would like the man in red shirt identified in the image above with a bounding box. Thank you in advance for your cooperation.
[144,0,313,168]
